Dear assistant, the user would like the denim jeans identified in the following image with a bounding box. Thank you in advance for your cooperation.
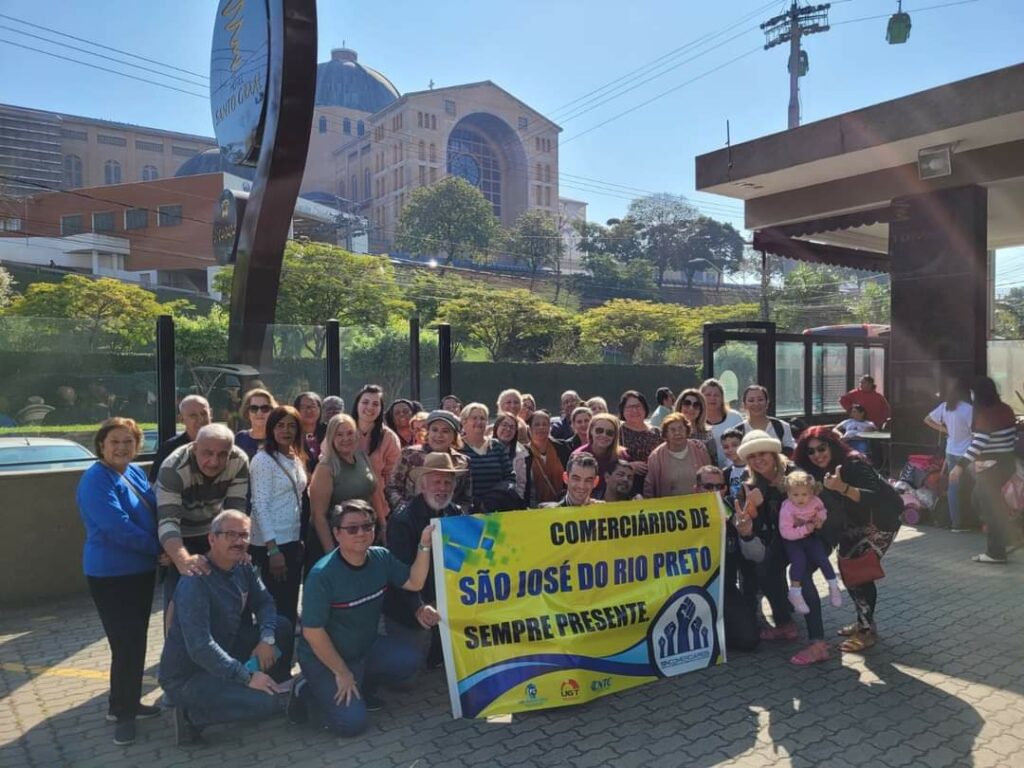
[167,615,293,727]
[298,634,420,737]
[945,454,964,527]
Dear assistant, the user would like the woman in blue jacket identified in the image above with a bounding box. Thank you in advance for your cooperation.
[77,417,163,746]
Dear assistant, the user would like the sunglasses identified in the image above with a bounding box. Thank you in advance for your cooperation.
[248,404,272,413]
[701,482,726,491]
[592,427,616,437]
[807,444,830,455]
[335,523,376,535]
[680,398,702,408]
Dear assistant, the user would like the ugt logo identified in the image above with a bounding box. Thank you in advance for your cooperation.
[560,679,581,699]
[524,683,538,701]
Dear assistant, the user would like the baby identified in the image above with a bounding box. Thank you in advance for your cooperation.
[780,471,842,614]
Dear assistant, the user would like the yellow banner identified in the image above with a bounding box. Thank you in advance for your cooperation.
[431,493,727,719]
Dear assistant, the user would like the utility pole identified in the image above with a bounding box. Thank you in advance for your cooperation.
[761,2,830,129]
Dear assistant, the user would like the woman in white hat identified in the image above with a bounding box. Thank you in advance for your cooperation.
[736,429,830,666]
[385,410,471,513]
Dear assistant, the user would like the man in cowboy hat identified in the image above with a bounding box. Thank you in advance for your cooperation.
[383,452,467,672]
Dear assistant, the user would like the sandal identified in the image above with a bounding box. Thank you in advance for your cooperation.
[839,631,877,653]
[837,623,876,637]
[760,623,799,642]
[790,641,830,666]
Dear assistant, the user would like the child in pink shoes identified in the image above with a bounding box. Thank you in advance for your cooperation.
[780,471,843,614]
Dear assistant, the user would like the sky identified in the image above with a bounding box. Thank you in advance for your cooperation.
[1,0,1022,283]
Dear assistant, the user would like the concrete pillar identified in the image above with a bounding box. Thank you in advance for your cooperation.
[888,185,988,468]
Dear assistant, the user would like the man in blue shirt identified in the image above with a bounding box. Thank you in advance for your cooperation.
[159,510,292,745]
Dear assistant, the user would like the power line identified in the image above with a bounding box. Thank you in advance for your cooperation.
[0,12,209,79]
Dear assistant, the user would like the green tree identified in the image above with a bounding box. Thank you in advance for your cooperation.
[674,216,746,288]
[403,270,476,325]
[577,299,683,364]
[771,263,854,331]
[175,305,229,364]
[626,194,695,286]
[504,210,564,289]
[572,252,658,302]
[434,287,574,361]
[994,286,1024,338]
[394,177,501,265]
[214,241,412,355]
[4,274,191,350]
[847,279,891,325]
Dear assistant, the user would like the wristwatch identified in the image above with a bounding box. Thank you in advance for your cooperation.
[417,544,431,553]
[261,634,276,646]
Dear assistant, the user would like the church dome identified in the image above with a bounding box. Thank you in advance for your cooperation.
[315,48,399,113]
[174,148,255,180]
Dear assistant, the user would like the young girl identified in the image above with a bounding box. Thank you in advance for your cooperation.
[833,404,876,455]
[780,471,842,614]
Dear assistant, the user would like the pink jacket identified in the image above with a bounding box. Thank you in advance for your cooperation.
[779,496,827,541]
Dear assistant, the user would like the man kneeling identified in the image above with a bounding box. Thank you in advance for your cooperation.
[290,500,434,736]
[159,511,293,745]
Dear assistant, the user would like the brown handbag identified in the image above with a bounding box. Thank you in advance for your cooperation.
[838,548,884,587]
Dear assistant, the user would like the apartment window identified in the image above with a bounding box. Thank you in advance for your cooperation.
[417,111,424,128]
[544,164,551,183]
[429,143,437,163]
[140,165,159,181]
[136,140,163,153]
[124,208,148,230]
[92,211,115,233]
[518,116,528,130]
[357,121,365,136]
[418,140,425,161]
[318,116,328,134]
[536,162,543,181]
[535,185,542,206]
[97,134,127,147]
[104,160,122,185]
[172,145,196,157]
[429,167,437,184]
[61,214,84,236]
[545,187,551,207]
[1,217,23,232]
[374,125,384,142]
[419,165,426,186]
[363,169,371,200]
[158,204,183,227]
[60,128,88,141]
[393,144,400,164]
[444,99,456,116]
[343,118,352,135]
[63,154,83,188]
[430,114,436,130]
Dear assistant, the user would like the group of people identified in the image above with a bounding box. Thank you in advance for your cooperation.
[76,373,1016,747]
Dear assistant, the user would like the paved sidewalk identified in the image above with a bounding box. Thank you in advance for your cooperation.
[1,526,1022,768]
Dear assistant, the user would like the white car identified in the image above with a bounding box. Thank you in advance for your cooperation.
[0,437,96,474]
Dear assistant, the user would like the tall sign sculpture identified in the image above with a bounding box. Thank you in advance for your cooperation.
[210,0,317,365]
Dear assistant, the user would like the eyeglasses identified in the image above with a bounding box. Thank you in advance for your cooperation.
[248,404,272,413]
[592,427,616,437]
[701,482,726,491]
[335,523,376,535]
[680,398,702,408]
[807,444,830,455]
[214,530,250,541]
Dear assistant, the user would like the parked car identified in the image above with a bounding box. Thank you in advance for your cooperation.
[0,437,96,474]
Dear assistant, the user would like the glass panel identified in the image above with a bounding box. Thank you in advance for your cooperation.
[852,346,886,395]
[988,340,1024,415]
[775,341,805,418]
[812,343,847,415]
[713,341,758,411]
[175,323,326,435]
[339,325,437,411]
[0,316,157,469]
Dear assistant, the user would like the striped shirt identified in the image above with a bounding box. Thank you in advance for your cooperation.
[156,443,250,544]
[460,438,515,497]
[959,403,1017,466]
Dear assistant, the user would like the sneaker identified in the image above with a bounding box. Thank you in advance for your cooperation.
[972,553,1007,564]
[174,706,201,747]
[107,703,161,723]
[788,588,810,615]
[828,582,843,608]
[363,690,385,712]
[287,677,308,725]
[113,718,136,746]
